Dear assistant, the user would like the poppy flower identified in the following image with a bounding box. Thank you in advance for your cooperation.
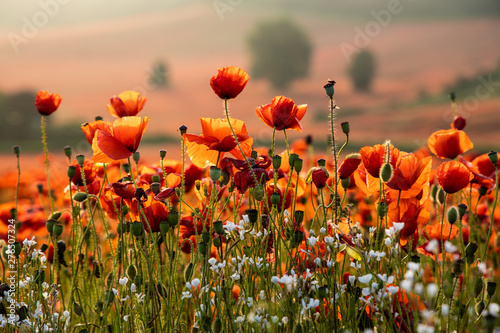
[387,197,429,245]
[141,200,169,233]
[71,160,97,186]
[428,128,473,159]
[436,160,473,194]
[385,154,432,194]
[338,153,362,179]
[255,96,307,132]
[81,116,149,163]
[35,90,62,116]
[308,167,329,189]
[459,156,495,188]
[107,90,147,118]
[183,117,253,168]
[210,66,249,99]
[360,144,401,179]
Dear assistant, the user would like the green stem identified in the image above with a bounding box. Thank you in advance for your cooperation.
[41,116,55,212]
[482,166,498,261]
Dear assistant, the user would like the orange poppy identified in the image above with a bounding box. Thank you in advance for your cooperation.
[81,117,149,163]
[210,66,249,99]
[427,128,473,159]
[107,90,147,118]
[360,144,401,178]
[255,96,307,132]
[71,160,97,186]
[183,117,253,168]
[387,197,430,244]
[35,90,62,116]
[436,160,473,194]
[385,154,432,194]
[337,153,362,179]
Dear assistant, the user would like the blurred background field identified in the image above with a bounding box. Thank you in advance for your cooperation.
[1,0,499,170]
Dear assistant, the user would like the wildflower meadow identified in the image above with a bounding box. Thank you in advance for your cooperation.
[0,66,499,333]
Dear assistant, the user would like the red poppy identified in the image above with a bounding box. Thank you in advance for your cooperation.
[428,128,473,159]
[142,200,169,233]
[387,198,429,245]
[71,160,97,186]
[309,167,329,189]
[255,96,307,132]
[338,153,362,179]
[35,90,62,116]
[107,90,147,118]
[81,117,149,163]
[210,66,249,99]
[451,116,466,130]
[360,144,401,178]
[385,154,432,193]
[459,156,495,188]
[183,117,253,168]
[436,160,473,194]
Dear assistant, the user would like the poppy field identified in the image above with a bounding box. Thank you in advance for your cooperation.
[0,66,499,332]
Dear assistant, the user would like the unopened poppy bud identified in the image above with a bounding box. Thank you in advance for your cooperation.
[95,116,103,121]
[444,285,454,299]
[52,224,63,237]
[294,158,303,173]
[73,302,83,317]
[195,180,201,191]
[73,192,88,203]
[134,275,143,288]
[341,121,350,135]
[37,183,44,194]
[487,282,497,297]
[151,182,161,195]
[447,207,458,225]
[317,285,328,299]
[213,237,221,248]
[76,154,85,167]
[40,244,49,252]
[50,211,61,220]
[293,322,304,333]
[474,277,484,298]
[67,166,76,179]
[198,241,207,255]
[294,230,304,245]
[210,166,221,182]
[253,185,265,202]
[127,265,137,280]
[488,151,498,165]
[324,80,336,98]
[475,301,485,315]
[220,170,230,186]
[201,232,210,243]
[245,209,259,225]
[213,318,222,333]
[273,155,282,170]
[380,163,393,183]
[449,91,456,102]
[289,153,299,170]
[214,220,224,235]
[251,150,258,159]
[184,262,194,282]
[341,177,350,190]
[453,259,464,275]
[159,221,169,234]
[133,151,140,163]
[13,145,20,157]
[13,242,21,257]
[465,242,478,258]
[63,146,72,160]
[478,186,488,197]
[430,184,438,203]
[122,163,130,174]
[294,210,304,226]
[437,187,446,205]
[179,125,187,135]
[270,192,280,205]
[121,205,130,216]
[151,175,161,184]
[458,203,467,219]
[159,149,167,159]
[168,210,179,227]
[130,222,144,237]
[451,116,466,130]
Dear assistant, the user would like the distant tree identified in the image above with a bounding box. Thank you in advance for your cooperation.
[349,50,376,91]
[0,91,41,142]
[247,18,312,90]
[149,60,169,89]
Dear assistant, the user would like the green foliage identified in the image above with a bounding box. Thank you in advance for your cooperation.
[247,18,312,89]
[349,50,376,92]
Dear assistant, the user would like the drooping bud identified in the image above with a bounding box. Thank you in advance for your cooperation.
[449,91,456,103]
[127,265,137,280]
[447,207,458,225]
[487,282,497,297]
[46,219,56,234]
[50,211,61,220]
[478,186,488,197]
[475,301,485,315]
[341,121,350,135]
[341,177,350,190]
[323,80,336,98]
[52,224,63,237]
[474,276,484,298]
[430,184,438,203]
[122,163,130,174]
[465,242,478,258]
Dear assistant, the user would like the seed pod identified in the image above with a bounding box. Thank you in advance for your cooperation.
[130,222,144,237]
[202,232,210,243]
[341,121,350,135]
[46,219,56,234]
[198,242,207,255]
[294,210,304,226]
[210,166,221,182]
[317,285,328,299]
[213,237,221,248]
[341,177,350,190]
[168,210,179,227]
[251,150,258,159]
[76,154,85,167]
[323,80,335,98]
[478,186,488,197]
[179,125,187,135]
[458,203,467,219]
[294,158,303,173]
[288,153,298,170]
[447,207,458,225]
[253,185,265,202]
[159,149,166,159]
[151,182,161,195]
[214,220,224,235]
[245,209,259,225]
[488,151,498,165]
[13,145,21,157]
[270,192,280,205]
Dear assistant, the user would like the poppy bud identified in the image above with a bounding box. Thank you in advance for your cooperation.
[475,301,485,315]
[53,224,63,238]
[122,163,130,174]
[323,80,336,98]
[478,186,488,197]
[273,155,282,170]
[253,185,265,202]
[452,259,464,275]
[73,192,88,203]
[294,210,304,226]
[127,265,137,280]
[317,285,328,299]
[151,182,161,195]
[341,121,350,136]
[449,91,456,102]
[179,125,187,135]
[133,152,140,163]
[451,116,466,130]
[245,209,259,225]
[159,149,167,159]
[195,180,201,191]
[465,242,478,258]
[198,241,207,255]
[64,146,72,160]
[251,150,258,159]
[294,158,303,173]
[75,154,85,167]
[341,177,350,190]
[13,242,21,257]
[67,166,76,179]
[46,219,56,234]
[270,192,280,206]
[436,187,446,205]
[458,203,467,219]
[488,151,498,165]
[213,318,222,333]
[50,211,61,220]
[317,159,326,167]
[447,207,458,225]
[430,184,438,203]
[159,221,169,234]
[134,275,143,288]
[444,285,454,299]
[73,302,83,317]
[293,322,304,333]
[294,230,304,246]
[474,276,484,298]
[37,183,44,194]
[130,222,144,237]
[380,163,393,183]
[121,205,130,216]
[13,145,20,157]
[213,237,221,248]
[288,153,299,170]
[152,175,161,183]
[95,116,103,121]
[105,290,115,304]
[168,210,179,227]
[214,220,224,235]
[486,281,497,297]
[184,262,194,282]
[210,166,221,182]
[201,232,210,243]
